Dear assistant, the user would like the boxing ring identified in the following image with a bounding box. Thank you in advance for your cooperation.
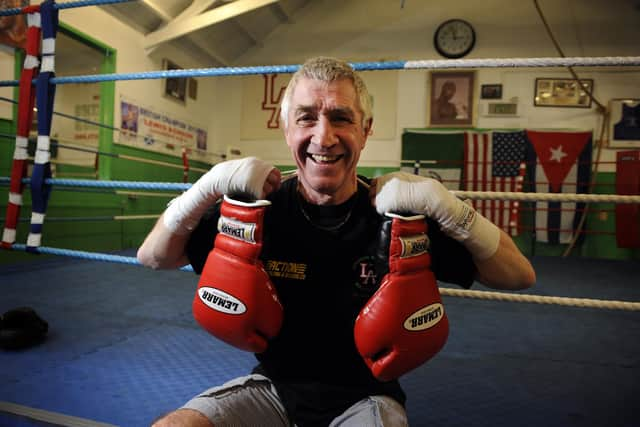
[1,1,640,426]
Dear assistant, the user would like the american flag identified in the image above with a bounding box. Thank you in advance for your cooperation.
[464,131,526,235]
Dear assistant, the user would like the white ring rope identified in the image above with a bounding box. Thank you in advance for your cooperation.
[440,288,640,311]
[403,56,640,69]
[452,191,640,204]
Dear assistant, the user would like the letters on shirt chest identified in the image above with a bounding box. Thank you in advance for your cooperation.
[262,254,378,294]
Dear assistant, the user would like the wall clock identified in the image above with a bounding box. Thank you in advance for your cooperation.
[434,19,476,59]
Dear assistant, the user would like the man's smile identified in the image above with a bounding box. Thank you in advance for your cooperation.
[307,153,345,164]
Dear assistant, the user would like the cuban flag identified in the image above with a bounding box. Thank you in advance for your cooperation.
[525,130,592,244]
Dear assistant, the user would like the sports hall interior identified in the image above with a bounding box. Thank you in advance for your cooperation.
[0,1,639,426]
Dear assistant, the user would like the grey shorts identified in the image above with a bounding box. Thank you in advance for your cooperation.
[183,374,409,427]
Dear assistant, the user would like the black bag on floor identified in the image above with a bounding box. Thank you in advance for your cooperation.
[0,307,48,350]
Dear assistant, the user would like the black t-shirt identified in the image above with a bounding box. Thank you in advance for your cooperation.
[186,176,477,426]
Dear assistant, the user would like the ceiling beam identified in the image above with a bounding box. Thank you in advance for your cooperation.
[271,1,291,22]
[144,0,279,50]
[140,0,173,22]
[233,19,261,46]
[173,0,223,22]
[179,37,230,67]
[101,5,149,34]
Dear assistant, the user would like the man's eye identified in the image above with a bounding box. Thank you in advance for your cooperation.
[297,115,315,124]
[333,116,353,124]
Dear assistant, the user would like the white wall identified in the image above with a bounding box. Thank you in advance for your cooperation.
[52,82,101,166]
[59,6,223,162]
[225,0,640,172]
[0,46,14,120]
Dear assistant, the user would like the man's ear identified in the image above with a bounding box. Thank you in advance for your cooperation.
[364,118,373,136]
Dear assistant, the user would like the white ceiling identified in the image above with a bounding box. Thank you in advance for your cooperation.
[99,0,313,66]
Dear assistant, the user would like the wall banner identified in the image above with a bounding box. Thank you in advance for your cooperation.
[118,97,211,161]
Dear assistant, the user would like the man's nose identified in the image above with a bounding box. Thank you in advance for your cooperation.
[311,117,337,147]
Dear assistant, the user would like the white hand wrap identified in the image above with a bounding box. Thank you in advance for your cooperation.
[163,157,274,235]
[374,172,500,260]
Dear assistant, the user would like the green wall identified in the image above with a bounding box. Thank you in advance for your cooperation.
[0,25,215,265]
[1,122,213,264]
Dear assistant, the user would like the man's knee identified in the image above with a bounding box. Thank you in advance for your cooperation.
[151,408,213,427]
[373,396,408,426]
[330,395,408,427]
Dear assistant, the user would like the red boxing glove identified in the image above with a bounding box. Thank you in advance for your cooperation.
[354,213,449,381]
[193,196,283,353]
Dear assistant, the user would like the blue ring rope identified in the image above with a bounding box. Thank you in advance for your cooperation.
[0,176,190,191]
[2,57,640,87]
[6,216,159,222]
[9,243,194,272]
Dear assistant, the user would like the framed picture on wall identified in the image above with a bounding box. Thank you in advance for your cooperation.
[429,71,475,127]
[480,84,502,99]
[534,78,593,108]
[163,59,186,104]
[608,98,640,148]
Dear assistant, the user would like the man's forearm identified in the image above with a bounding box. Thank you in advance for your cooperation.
[474,230,536,290]
[137,213,191,270]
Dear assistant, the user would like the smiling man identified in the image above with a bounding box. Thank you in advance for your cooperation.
[138,57,535,427]
[281,61,371,206]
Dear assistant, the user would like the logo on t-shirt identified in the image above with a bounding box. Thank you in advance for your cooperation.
[353,256,378,296]
[264,260,307,280]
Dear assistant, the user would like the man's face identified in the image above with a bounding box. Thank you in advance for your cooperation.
[442,83,456,99]
[284,77,370,205]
